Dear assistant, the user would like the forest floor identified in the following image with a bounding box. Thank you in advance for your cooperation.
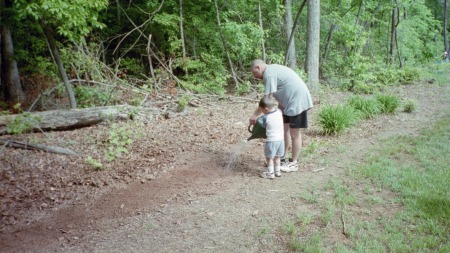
[0,75,448,252]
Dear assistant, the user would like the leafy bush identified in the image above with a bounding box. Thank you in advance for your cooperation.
[106,123,138,161]
[174,54,228,94]
[177,93,190,112]
[403,99,417,113]
[347,96,381,119]
[376,68,400,85]
[6,104,42,135]
[74,85,110,108]
[235,81,251,95]
[119,57,145,77]
[376,94,400,114]
[318,104,360,135]
[85,156,103,170]
[399,67,420,84]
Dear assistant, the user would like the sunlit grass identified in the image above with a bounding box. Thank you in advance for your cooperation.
[279,113,449,252]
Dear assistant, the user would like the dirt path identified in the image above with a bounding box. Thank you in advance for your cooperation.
[0,82,448,252]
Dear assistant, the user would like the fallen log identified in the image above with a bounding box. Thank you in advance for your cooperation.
[0,139,81,156]
[0,105,134,135]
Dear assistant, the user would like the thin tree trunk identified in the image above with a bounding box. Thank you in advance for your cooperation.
[179,0,186,59]
[355,0,364,25]
[394,1,402,68]
[284,0,296,69]
[389,7,397,65]
[395,29,403,68]
[322,0,342,62]
[306,0,320,91]
[213,0,238,87]
[285,0,307,66]
[40,22,77,108]
[1,0,25,104]
[322,25,336,62]
[257,0,266,62]
[146,34,156,82]
[444,0,449,60]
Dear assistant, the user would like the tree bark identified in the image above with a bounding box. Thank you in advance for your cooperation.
[322,0,342,62]
[179,0,186,59]
[40,22,77,108]
[258,0,266,62]
[306,0,320,91]
[444,0,449,60]
[285,0,307,66]
[0,139,81,156]
[284,0,296,69]
[213,0,239,87]
[1,0,25,104]
[0,105,134,134]
[389,6,397,65]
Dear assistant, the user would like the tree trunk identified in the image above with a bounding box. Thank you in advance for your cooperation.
[444,0,449,60]
[322,0,342,62]
[179,0,186,59]
[1,0,25,105]
[213,0,239,87]
[258,0,266,62]
[284,0,296,69]
[306,0,320,91]
[40,22,77,108]
[0,105,134,134]
[285,0,307,66]
[389,7,397,65]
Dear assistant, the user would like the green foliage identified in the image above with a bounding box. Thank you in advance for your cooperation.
[347,96,381,119]
[174,55,228,94]
[403,99,417,113]
[398,67,420,84]
[85,156,103,170]
[222,22,263,61]
[74,85,109,108]
[177,93,190,112]
[153,12,181,54]
[235,81,251,95]
[375,68,401,86]
[106,123,138,161]
[6,104,41,135]
[119,58,145,77]
[318,104,360,135]
[60,43,108,81]
[376,94,400,114]
[14,0,108,42]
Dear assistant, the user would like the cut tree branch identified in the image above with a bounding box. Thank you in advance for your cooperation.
[0,139,81,156]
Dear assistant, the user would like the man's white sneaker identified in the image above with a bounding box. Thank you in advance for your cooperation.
[260,171,275,179]
[281,162,298,172]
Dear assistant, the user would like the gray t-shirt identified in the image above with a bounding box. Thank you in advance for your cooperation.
[263,64,313,116]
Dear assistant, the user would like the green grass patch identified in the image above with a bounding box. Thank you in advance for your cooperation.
[347,95,381,119]
[278,112,449,252]
[402,99,417,113]
[346,115,450,252]
[376,94,400,113]
[318,104,361,135]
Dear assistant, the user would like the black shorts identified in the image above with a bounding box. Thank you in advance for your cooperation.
[283,110,308,128]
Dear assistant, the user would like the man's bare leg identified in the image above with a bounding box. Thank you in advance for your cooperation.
[290,128,302,163]
[283,123,291,160]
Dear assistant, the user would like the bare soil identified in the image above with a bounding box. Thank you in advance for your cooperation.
[0,81,448,253]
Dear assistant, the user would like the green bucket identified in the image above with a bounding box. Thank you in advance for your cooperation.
[247,116,266,141]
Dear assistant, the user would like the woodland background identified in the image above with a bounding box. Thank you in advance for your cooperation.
[0,0,448,111]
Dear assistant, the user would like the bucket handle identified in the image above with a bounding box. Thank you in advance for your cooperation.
[248,124,253,133]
